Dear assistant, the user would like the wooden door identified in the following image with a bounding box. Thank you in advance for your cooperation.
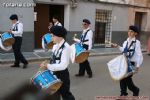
[34,4,49,48]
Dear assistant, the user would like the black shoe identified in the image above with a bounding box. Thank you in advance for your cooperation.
[88,74,92,78]
[23,63,28,69]
[10,65,20,68]
[75,74,84,77]
[120,93,128,96]
[133,88,139,96]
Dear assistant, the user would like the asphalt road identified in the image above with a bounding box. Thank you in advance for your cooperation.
[0,55,150,100]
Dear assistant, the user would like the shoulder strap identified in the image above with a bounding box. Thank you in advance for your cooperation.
[81,29,90,43]
[13,23,19,31]
[124,40,136,58]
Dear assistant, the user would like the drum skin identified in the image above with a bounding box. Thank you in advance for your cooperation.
[31,70,62,95]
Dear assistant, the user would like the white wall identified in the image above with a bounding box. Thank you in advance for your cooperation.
[69,1,129,31]
[0,0,34,32]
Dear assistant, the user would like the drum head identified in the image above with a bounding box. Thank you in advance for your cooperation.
[3,38,15,47]
[46,42,54,49]
[45,81,62,95]
[75,51,90,63]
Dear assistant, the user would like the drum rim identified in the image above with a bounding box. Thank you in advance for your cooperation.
[31,71,42,81]
[76,51,89,56]
[43,79,62,94]
[1,32,12,35]
[2,37,14,41]
[43,79,62,89]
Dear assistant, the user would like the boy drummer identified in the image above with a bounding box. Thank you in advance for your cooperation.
[40,26,75,100]
[73,19,93,78]
[112,25,143,96]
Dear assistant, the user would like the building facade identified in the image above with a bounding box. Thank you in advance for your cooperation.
[0,0,150,52]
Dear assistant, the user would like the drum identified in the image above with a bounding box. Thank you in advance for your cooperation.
[31,70,62,94]
[74,43,89,63]
[1,32,14,47]
[0,38,12,51]
[107,54,135,81]
[42,33,54,49]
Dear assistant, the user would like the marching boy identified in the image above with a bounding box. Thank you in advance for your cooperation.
[112,25,143,96]
[40,26,75,100]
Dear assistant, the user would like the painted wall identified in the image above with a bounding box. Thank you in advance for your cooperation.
[0,0,149,52]
[0,0,35,52]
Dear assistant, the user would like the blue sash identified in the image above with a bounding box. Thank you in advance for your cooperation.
[122,40,136,73]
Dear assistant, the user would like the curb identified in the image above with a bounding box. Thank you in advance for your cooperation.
[0,50,147,64]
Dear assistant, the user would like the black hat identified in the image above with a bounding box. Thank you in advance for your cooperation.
[53,15,59,20]
[129,25,139,33]
[9,14,18,20]
[83,19,91,24]
[50,26,67,38]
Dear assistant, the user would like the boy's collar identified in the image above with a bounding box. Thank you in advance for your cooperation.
[83,27,90,33]
[57,39,65,48]
[127,37,136,42]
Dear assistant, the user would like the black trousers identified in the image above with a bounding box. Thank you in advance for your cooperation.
[50,69,75,100]
[78,44,92,76]
[78,59,92,76]
[120,62,139,96]
[12,37,28,65]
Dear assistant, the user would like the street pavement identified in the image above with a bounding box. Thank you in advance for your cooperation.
[0,54,150,100]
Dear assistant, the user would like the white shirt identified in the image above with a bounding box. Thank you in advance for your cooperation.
[54,21,62,26]
[118,37,143,68]
[74,27,93,50]
[11,21,23,37]
[47,39,71,71]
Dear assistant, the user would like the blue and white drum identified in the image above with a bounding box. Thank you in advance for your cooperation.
[0,38,12,51]
[1,32,14,47]
[107,54,136,81]
[72,43,89,63]
[31,70,62,94]
[42,33,54,49]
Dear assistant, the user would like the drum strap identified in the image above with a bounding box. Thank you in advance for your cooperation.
[123,40,136,59]
[80,29,90,43]
[12,23,19,31]
[50,41,66,64]
[123,40,136,73]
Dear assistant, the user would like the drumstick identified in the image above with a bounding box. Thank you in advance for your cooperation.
[105,41,118,47]
[39,60,48,71]
[74,34,77,38]
[73,34,77,40]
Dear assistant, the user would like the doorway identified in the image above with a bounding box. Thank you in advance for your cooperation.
[34,4,64,48]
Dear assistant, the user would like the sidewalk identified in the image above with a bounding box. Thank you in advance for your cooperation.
[0,48,146,64]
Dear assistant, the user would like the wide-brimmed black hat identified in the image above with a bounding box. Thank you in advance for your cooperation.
[50,26,67,38]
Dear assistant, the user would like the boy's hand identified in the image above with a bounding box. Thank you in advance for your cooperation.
[134,67,139,74]
[7,29,12,33]
[111,43,118,48]
[39,61,48,70]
